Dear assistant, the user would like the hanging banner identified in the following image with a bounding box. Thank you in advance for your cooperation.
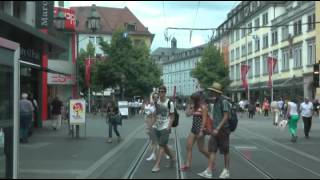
[70,99,86,125]
[85,58,92,87]
[241,64,250,90]
[267,55,278,88]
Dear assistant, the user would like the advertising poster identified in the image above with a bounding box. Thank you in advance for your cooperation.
[70,99,86,125]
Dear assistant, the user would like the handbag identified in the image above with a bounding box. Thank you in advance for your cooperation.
[278,119,288,130]
[110,113,122,125]
[203,114,213,135]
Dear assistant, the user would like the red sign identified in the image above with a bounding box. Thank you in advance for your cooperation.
[54,7,76,30]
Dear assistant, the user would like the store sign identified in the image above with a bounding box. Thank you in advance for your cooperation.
[70,99,86,125]
[47,73,75,85]
[54,7,76,30]
[20,47,41,65]
[36,1,54,29]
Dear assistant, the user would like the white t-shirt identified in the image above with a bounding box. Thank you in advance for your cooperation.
[154,98,174,130]
[144,104,155,116]
[300,102,313,118]
[288,102,298,116]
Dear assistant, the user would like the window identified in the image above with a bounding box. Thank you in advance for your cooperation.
[255,37,260,52]
[254,57,260,77]
[241,44,246,57]
[262,13,268,25]
[248,59,253,78]
[236,47,240,59]
[241,28,246,38]
[89,36,95,44]
[282,26,289,41]
[236,64,240,80]
[281,48,290,71]
[231,49,235,62]
[272,50,279,73]
[293,20,302,36]
[271,30,278,45]
[254,17,260,31]
[248,41,253,55]
[126,23,136,32]
[307,39,316,65]
[230,30,235,43]
[293,44,302,68]
[262,54,268,75]
[262,34,268,49]
[308,14,316,31]
[236,29,240,41]
[230,65,235,80]
[248,22,252,34]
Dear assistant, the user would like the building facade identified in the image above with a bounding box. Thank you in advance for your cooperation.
[71,5,154,57]
[214,1,316,102]
[152,38,205,97]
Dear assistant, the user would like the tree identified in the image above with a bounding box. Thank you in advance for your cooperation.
[94,29,162,99]
[191,44,230,90]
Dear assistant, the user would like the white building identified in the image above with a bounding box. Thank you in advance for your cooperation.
[214,1,316,102]
[152,38,205,97]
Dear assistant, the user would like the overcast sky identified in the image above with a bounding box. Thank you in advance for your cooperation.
[66,1,238,52]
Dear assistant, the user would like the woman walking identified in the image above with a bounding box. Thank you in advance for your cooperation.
[287,98,299,143]
[180,92,211,171]
[106,102,122,143]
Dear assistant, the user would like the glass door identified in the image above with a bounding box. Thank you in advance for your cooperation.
[0,46,14,178]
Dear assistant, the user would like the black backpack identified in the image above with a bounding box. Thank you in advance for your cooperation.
[168,100,179,127]
[220,99,238,132]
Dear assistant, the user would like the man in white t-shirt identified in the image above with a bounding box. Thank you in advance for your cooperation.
[300,97,314,139]
[151,85,176,173]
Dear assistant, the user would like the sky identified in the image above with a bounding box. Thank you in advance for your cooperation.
[66,1,238,52]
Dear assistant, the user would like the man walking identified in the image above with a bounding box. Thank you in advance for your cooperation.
[300,97,313,139]
[151,85,176,173]
[20,93,34,143]
[51,96,63,130]
[198,82,231,179]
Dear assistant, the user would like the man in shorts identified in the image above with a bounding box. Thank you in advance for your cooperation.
[198,82,231,179]
[151,85,176,173]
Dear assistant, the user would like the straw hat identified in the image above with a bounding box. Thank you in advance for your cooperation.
[207,82,223,94]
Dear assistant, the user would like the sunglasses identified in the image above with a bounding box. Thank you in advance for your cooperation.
[158,90,166,93]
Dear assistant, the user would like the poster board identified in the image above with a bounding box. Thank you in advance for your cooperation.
[118,101,129,116]
[70,99,86,125]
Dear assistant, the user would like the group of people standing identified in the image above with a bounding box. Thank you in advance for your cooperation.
[142,83,232,179]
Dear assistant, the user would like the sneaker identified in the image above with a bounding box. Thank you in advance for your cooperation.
[146,153,156,161]
[106,139,112,143]
[219,168,230,179]
[198,169,212,179]
[166,155,170,160]
[152,166,160,173]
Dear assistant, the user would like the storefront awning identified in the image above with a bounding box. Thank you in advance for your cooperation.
[0,12,67,50]
[20,60,72,76]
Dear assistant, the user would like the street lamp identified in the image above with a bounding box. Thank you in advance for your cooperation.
[54,8,66,30]
[87,4,100,33]
[245,33,258,102]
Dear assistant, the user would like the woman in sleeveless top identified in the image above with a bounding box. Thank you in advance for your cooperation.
[181,92,210,171]
[287,98,299,143]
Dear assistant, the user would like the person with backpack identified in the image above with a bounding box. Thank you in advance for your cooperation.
[198,82,232,179]
[180,92,211,172]
[151,85,176,173]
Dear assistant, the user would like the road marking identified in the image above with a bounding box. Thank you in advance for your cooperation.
[76,124,145,179]
[234,146,258,150]
[19,169,83,174]
[20,143,51,149]
[239,127,320,163]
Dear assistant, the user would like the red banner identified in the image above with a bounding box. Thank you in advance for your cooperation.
[241,65,250,90]
[85,58,92,87]
[267,55,278,88]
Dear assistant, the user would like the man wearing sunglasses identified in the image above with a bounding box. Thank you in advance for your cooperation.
[151,86,176,173]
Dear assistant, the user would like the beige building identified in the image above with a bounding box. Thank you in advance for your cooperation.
[214,1,316,102]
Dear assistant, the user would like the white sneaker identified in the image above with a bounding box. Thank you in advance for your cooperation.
[198,169,212,179]
[219,169,230,179]
[146,153,156,161]
[166,155,170,160]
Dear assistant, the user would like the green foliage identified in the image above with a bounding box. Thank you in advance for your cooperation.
[191,44,230,90]
[93,29,162,99]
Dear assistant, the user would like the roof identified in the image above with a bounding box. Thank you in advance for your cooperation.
[151,47,187,56]
[71,6,152,37]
